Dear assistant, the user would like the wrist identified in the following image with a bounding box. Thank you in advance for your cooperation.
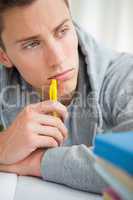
[29,149,45,177]
[36,150,45,177]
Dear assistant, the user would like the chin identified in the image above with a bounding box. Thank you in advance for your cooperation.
[58,78,77,99]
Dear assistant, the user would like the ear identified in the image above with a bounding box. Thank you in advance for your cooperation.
[0,48,13,68]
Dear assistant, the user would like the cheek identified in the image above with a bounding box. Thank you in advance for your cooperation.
[15,58,40,79]
[10,50,46,75]
[9,50,49,86]
[63,30,78,63]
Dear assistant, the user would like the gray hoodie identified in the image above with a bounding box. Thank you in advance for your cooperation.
[1,23,133,194]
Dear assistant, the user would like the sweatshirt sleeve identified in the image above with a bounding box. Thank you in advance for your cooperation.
[40,144,108,194]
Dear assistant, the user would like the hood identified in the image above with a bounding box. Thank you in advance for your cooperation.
[75,22,117,100]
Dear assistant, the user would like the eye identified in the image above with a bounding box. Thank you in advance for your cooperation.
[56,27,69,39]
[23,40,41,49]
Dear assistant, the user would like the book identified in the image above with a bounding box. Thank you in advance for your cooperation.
[96,157,133,191]
[94,162,133,200]
[103,187,123,200]
[93,132,133,175]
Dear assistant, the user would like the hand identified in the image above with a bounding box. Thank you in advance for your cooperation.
[0,101,68,165]
[0,148,45,177]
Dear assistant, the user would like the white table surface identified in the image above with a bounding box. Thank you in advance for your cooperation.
[0,172,102,200]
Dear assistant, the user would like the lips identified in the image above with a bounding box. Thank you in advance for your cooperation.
[48,69,75,81]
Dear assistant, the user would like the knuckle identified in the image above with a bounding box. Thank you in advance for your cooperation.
[64,125,68,133]
[42,100,52,108]
[55,118,68,137]
[62,125,68,138]
[44,100,51,105]
[56,101,65,107]
[60,103,67,113]
[51,102,57,110]
[57,102,67,111]
[49,138,58,147]
[54,128,64,141]
[56,117,62,125]
[58,135,64,143]
[50,127,62,141]
[52,101,62,110]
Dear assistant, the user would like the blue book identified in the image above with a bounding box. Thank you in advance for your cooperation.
[93,132,133,176]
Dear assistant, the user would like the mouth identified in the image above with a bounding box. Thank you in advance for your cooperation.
[48,68,75,81]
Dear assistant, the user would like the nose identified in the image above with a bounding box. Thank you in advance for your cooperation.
[45,39,66,67]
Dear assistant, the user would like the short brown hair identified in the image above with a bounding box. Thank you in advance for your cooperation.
[0,0,69,50]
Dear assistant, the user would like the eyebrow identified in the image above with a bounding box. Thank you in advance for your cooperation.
[15,18,70,44]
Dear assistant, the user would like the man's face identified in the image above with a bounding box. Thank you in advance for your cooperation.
[1,0,79,100]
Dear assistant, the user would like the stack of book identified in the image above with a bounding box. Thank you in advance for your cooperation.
[93,132,133,200]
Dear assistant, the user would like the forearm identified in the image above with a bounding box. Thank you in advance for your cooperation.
[0,149,45,177]
[41,145,108,194]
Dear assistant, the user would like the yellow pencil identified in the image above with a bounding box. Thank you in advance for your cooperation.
[49,79,58,117]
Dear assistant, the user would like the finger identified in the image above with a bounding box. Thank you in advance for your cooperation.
[36,135,59,148]
[32,101,68,122]
[33,114,68,140]
[33,124,64,145]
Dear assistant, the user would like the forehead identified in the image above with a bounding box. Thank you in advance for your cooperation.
[2,0,70,43]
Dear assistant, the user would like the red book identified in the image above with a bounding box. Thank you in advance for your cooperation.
[103,187,123,200]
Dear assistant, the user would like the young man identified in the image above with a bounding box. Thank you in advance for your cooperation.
[0,0,133,194]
